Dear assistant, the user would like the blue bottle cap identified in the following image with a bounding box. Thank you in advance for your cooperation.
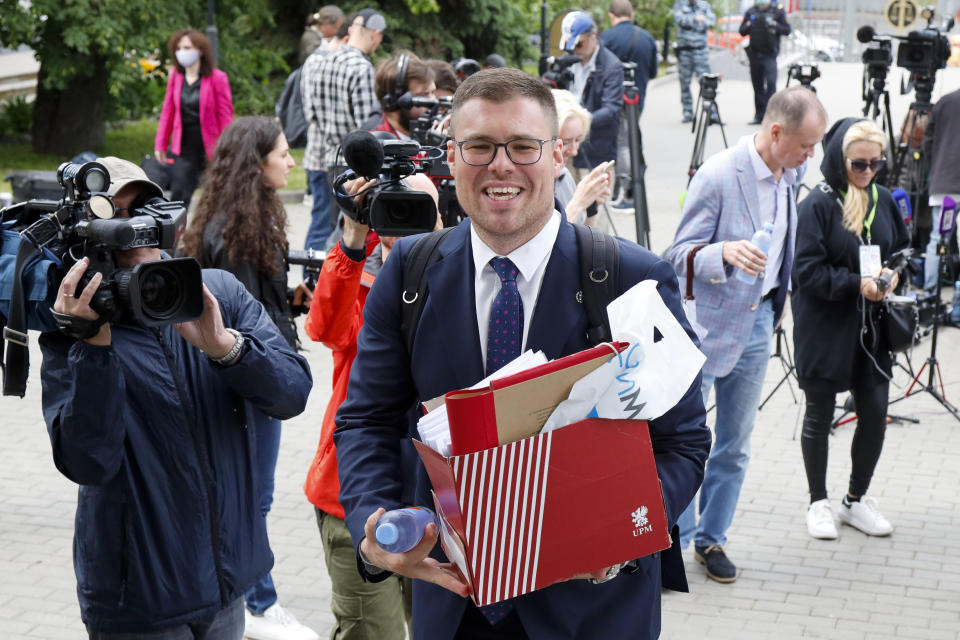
[376,523,399,546]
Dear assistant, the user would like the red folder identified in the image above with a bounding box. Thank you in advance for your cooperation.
[444,342,628,455]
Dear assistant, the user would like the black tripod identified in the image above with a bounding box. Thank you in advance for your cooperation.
[687,74,727,186]
[758,327,799,410]
[888,227,960,422]
[622,62,651,248]
[861,65,898,173]
[886,73,936,218]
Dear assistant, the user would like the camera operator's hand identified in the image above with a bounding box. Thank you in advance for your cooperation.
[341,176,375,250]
[291,282,313,309]
[173,285,237,360]
[54,257,110,346]
[359,508,471,598]
[722,240,767,278]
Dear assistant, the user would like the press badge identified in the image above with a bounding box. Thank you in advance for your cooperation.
[859,245,882,277]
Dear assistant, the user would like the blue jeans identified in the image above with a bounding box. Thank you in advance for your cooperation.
[245,417,282,615]
[305,169,334,252]
[679,300,775,548]
[88,597,244,639]
[924,204,944,290]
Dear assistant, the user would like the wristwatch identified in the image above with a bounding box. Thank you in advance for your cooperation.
[589,562,626,584]
[209,328,244,366]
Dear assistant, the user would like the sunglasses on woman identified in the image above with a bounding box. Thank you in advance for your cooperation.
[848,158,886,173]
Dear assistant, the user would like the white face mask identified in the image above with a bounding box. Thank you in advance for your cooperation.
[176,49,200,68]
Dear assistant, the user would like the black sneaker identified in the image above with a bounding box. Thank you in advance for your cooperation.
[694,544,739,583]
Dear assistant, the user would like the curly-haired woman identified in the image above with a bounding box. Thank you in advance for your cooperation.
[179,116,317,639]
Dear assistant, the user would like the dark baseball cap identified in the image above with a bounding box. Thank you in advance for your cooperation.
[353,8,387,32]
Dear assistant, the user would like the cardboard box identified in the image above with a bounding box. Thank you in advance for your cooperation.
[414,417,670,606]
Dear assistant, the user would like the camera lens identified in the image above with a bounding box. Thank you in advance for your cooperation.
[138,265,182,318]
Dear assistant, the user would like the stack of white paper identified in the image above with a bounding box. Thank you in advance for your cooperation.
[416,350,548,455]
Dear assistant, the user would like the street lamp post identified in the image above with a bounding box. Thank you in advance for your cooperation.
[206,0,219,64]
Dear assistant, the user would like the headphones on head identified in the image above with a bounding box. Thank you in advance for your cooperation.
[382,54,410,111]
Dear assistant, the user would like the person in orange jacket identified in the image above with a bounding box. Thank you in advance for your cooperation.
[304,172,439,639]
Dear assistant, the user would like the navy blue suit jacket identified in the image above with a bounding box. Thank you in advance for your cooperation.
[574,45,624,169]
[334,219,710,640]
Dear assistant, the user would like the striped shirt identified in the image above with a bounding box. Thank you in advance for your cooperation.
[300,45,379,171]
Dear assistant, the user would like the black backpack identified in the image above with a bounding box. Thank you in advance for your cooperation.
[399,224,620,354]
[275,67,308,149]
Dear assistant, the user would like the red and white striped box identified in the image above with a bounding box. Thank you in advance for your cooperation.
[414,418,671,606]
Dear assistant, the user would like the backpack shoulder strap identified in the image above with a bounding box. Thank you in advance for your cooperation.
[401,227,455,354]
[2,239,40,397]
[572,224,620,346]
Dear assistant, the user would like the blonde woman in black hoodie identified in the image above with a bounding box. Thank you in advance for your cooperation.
[792,117,909,541]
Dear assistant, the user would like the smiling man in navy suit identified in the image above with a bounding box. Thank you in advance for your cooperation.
[333,67,710,640]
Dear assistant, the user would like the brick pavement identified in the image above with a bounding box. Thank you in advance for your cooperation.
[3,62,960,639]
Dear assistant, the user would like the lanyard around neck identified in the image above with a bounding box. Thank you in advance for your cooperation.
[839,183,879,243]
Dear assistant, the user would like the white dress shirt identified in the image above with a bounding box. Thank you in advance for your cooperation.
[471,211,561,371]
[571,46,599,104]
[747,134,798,296]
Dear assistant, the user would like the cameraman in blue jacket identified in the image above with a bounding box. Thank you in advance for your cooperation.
[38,157,312,638]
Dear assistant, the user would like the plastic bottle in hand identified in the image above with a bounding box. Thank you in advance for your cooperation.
[736,222,775,284]
[951,281,960,324]
[374,507,438,553]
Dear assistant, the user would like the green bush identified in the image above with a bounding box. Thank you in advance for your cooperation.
[0,97,34,142]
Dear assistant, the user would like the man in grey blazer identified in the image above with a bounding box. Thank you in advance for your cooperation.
[665,86,826,583]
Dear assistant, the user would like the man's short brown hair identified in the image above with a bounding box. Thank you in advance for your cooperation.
[762,86,827,133]
[609,0,634,19]
[450,68,558,138]
[426,59,458,95]
[374,53,435,108]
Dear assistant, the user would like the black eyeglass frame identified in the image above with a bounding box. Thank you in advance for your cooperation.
[453,137,557,167]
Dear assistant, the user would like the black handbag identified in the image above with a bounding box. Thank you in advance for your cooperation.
[879,295,918,353]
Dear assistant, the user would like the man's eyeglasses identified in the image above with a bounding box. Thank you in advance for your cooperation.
[848,158,886,173]
[454,138,556,166]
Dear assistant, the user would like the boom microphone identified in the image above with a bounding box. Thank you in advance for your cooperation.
[342,129,384,179]
[891,187,912,223]
[857,25,875,43]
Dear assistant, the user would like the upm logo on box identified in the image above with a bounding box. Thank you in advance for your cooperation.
[414,418,671,606]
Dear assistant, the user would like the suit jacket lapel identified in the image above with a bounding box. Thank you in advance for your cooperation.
[421,223,484,391]
[527,223,584,359]
[736,142,762,233]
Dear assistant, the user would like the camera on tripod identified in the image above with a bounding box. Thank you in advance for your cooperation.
[698,73,720,102]
[539,53,579,90]
[787,63,820,89]
[334,130,441,237]
[2,161,203,329]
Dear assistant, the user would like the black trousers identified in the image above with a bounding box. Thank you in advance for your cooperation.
[800,382,889,503]
[170,123,206,210]
[748,50,778,119]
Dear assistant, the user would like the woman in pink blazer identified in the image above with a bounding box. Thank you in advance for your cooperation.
[155,28,233,208]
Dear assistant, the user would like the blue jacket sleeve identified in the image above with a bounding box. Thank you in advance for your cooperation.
[334,245,417,546]
[590,51,624,132]
[204,269,312,419]
[40,333,129,485]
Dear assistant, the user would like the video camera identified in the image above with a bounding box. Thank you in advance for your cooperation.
[858,8,954,105]
[333,130,442,236]
[698,73,720,102]
[285,248,326,313]
[539,53,579,91]
[787,63,821,90]
[876,248,913,292]
[2,161,203,332]
[402,93,454,149]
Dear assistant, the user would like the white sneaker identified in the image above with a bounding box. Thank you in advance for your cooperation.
[244,604,320,640]
[838,496,893,536]
[806,499,839,540]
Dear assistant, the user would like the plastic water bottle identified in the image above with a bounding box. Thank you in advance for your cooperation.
[374,507,438,553]
[735,222,775,284]
[951,281,960,324]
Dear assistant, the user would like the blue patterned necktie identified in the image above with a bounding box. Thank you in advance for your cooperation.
[486,257,524,377]
[480,257,521,624]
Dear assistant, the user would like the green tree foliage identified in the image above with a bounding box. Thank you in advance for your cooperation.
[0,0,286,155]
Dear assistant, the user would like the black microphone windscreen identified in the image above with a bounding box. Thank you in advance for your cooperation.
[856,25,875,43]
[342,129,384,179]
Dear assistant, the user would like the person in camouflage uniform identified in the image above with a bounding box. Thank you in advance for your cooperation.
[674,0,715,122]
